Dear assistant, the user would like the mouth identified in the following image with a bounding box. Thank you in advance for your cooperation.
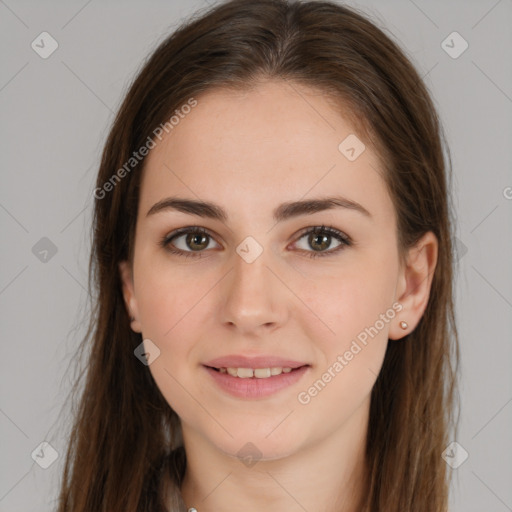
[202,361,311,399]
[204,365,308,379]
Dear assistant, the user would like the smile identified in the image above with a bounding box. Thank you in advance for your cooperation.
[203,364,310,399]
[214,366,293,378]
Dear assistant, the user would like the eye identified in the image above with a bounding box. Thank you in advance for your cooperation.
[160,226,221,258]
[292,225,351,258]
[160,224,351,259]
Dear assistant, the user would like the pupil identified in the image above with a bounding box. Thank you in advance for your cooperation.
[311,233,330,251]
[187,232,208,250]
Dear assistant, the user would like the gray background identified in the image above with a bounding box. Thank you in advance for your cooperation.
[1,0,511,510]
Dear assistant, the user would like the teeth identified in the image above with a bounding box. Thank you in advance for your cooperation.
[222,367,295,378]
[254,368,271,378]
[237,368,254,378]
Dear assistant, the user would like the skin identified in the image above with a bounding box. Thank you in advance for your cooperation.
[119,79,438,512]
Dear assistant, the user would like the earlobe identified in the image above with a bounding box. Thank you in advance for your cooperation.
[389,231,438,340]
[118,260,143,333]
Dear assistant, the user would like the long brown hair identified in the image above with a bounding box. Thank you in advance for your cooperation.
[56,1,460,510]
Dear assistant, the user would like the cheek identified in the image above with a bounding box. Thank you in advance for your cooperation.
[134,249,218,339]
[293,270,394,433]
[292,251,398,415]
[133,270,210,422]
[296,254,399,347]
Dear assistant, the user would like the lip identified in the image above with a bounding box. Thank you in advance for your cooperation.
[203,365,310,399]
[203,355,308,369]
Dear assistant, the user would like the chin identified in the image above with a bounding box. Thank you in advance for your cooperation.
[202,418,311,464]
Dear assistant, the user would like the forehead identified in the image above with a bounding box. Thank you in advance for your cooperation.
[139,80,392,222]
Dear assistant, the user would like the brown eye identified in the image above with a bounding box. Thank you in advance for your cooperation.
[160,227,221,258]
[293,225,351,258]
[160,225,351,260]
[185,232,209,251]
[308,232,332,252]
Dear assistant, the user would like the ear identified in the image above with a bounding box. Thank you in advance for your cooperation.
[389,231,438,340]
[119,260,142,333]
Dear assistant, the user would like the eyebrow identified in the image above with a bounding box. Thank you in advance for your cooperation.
[146,195,371,222]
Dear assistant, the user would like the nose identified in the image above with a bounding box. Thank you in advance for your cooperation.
[220,247,288,336]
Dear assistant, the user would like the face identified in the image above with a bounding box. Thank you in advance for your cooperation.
[120,80,412,461]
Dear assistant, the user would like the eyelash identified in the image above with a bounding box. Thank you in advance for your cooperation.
[159,225,352,259]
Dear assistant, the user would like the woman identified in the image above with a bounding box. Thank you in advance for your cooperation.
[57,0,460,510]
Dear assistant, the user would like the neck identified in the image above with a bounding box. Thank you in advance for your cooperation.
[180,398,369,512]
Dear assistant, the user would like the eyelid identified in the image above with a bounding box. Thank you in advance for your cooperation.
[160,224,352,258]
[160,226,221,254]
[293,225,351,244]
[289,225,352,258]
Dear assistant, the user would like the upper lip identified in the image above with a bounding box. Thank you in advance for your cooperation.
[204,355,309,369]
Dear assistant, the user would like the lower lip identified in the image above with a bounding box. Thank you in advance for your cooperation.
[203,365,310,399]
